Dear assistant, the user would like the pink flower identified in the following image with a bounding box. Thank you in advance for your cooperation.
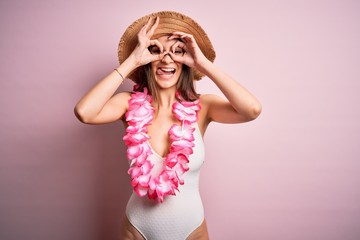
[148,189,157,200]
[171,140,194,154]
[165,152,190,167]
[126,125,148,134]
[172,102,198,123]
[123,131,149,145]
[128,159,153,178]
[165,152,180,168]
[137,174,151,187]
[169,123,195,141]
[141,160,153,175]
[128,88,150,104]
[181,99,201,110]
[127,145,142,159]
[172,154,189,173]
[155,173,178,202]
[128,165,141,178]
[125,88,154,126]
[126,105,154,126]
[127,142,151,166]
[134,184,148,197]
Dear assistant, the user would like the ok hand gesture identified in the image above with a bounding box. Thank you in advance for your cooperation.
[130,17,165,67]
[168,32,209,70]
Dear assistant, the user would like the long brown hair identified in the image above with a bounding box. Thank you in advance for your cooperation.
[135,64,199,102]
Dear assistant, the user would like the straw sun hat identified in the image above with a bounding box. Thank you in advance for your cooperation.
[118,11,216,83]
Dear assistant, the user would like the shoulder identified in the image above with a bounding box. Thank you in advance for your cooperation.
[111,91,132,104]
[109,92,132,123]
[106,91,132,115]
[199,93,218,101]
[115,91,132,98]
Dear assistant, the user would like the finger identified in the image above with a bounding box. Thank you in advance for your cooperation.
[143,17,154,32]
[168,34,184,41]
[169,31,188,38]
[147,16,159,37]
[172,31,193,37]
[171,31,194,40]
[148,39,164,61]
[171,41,187,53]
[149,39,164,54]
[168,52,183,63]
[180,35,194,43]
[137,18,153,39]
[154,52,166,61]
[147,51,165,63]
[170,36,193,46]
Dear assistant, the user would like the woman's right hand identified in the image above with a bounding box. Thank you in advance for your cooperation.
[129,16,164,67]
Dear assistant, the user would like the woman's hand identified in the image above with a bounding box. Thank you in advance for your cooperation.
[168,31,209,70]
[130,17,165,67]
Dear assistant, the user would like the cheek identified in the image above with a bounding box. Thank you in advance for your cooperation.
[176,64,183,75]
[150,62,157,73]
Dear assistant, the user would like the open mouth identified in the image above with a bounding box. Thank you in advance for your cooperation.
[156,67,176,75]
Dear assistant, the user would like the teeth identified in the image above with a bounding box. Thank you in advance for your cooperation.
[161,68,175,72]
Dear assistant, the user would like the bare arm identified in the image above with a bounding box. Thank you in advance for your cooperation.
[198,61,262,124]
[74,17,165,124]
[74,60,134,124]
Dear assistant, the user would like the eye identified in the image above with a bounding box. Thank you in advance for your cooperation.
[174,47,184,55]
[149,46,161,55]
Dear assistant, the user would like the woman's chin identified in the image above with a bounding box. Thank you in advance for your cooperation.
[156,73,175,81]
[155,75,178,89]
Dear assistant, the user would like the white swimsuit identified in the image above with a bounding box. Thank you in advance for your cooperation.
[125,123,205,240]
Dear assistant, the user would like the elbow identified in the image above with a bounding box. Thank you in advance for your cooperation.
[247,102,262,121]
[74,105,91,124]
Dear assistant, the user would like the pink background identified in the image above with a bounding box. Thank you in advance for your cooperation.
[1,0,360,239]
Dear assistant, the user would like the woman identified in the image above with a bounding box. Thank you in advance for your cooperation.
[75,11,261,240]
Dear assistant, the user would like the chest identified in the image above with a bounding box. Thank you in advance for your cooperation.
[147,110,177,158]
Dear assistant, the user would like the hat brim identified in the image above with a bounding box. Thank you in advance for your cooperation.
[118,11,216,83]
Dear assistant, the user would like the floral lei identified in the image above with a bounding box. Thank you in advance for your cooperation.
[123,88,201,203]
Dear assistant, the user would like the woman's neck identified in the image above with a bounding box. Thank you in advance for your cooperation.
[155,87,177,109]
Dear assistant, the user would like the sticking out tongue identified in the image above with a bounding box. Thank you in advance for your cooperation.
[157,68,175,75]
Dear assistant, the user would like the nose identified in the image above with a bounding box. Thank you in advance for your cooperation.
[161,52,174,63]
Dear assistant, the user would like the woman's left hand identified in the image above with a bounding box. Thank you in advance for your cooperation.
[168,31,209,70]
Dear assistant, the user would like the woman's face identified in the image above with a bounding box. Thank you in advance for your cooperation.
[149,36,184,89]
